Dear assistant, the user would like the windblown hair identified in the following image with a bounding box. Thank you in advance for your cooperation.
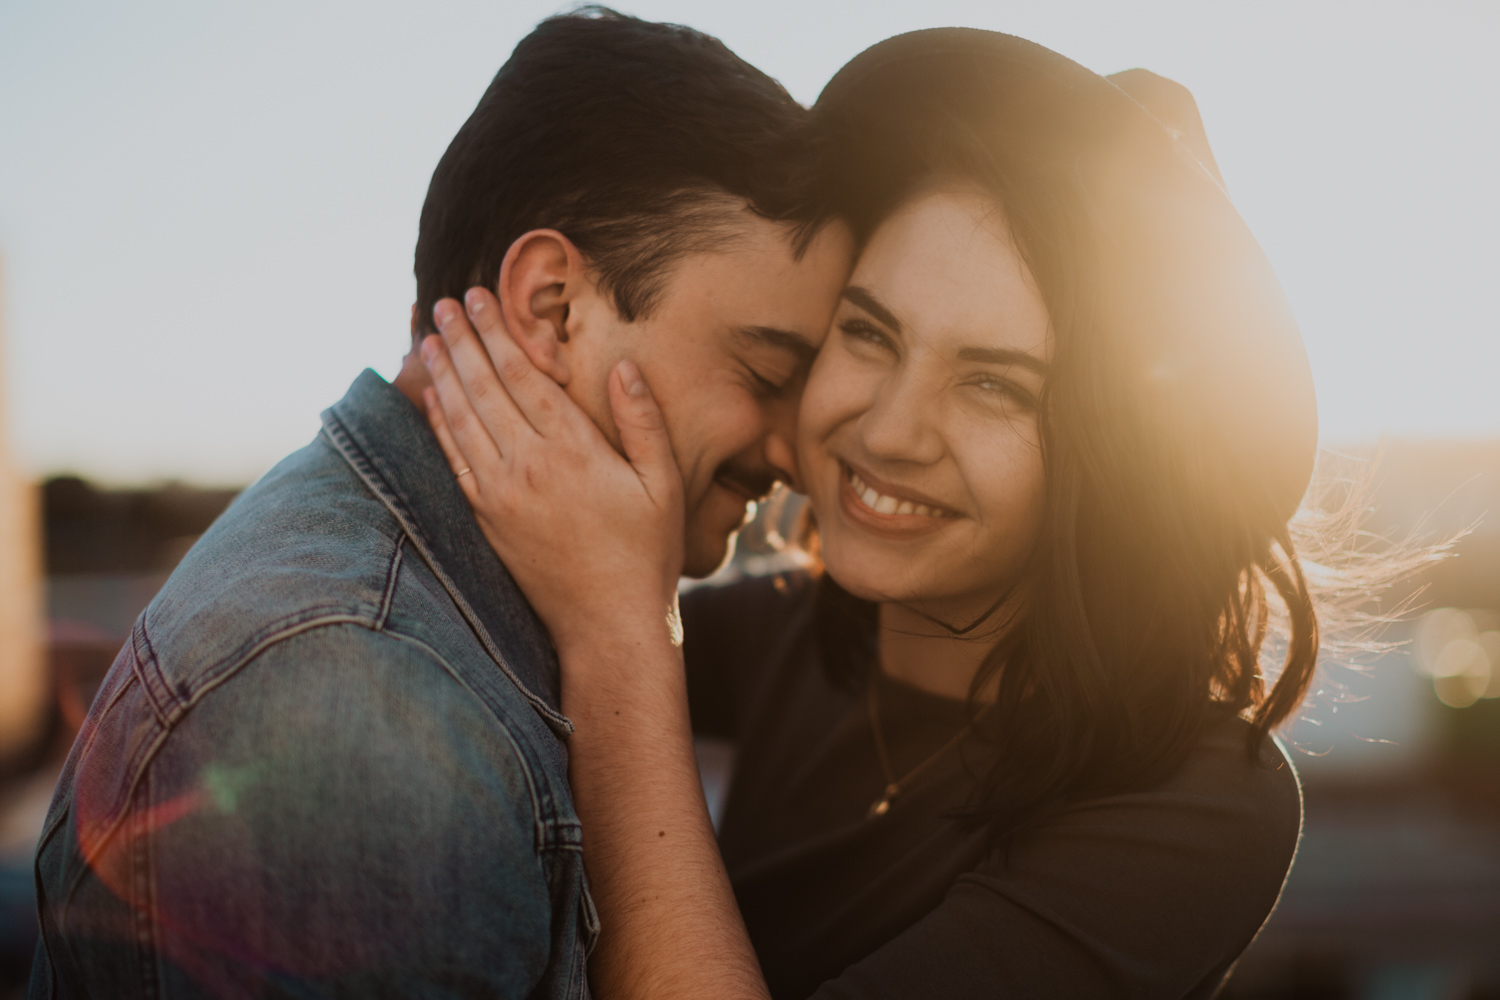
[413,7,828,335]
[807,72,1434,841]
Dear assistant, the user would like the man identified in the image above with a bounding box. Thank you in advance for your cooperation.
[29,10,850,997]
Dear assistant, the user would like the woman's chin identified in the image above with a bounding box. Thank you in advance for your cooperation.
[818,527,1002,615]
[818,543,920,606]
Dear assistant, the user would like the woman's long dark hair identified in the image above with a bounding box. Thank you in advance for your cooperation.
[805,53,1432,840]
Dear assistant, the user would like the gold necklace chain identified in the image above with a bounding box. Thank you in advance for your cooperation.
[865,675,987,820]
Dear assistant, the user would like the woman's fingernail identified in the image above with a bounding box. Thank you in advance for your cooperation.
[420,336,437,363]
[433,301,452,330]
[617,358,646,396]
[465,288,485,316]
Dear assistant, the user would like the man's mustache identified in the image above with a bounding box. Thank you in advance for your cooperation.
[714,464,779,503]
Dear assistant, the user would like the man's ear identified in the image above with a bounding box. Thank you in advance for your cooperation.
[496,229,591,386]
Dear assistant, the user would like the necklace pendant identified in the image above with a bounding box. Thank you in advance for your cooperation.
[868,783,900,819]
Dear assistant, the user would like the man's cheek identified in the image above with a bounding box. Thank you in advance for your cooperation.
[681,504,739,579]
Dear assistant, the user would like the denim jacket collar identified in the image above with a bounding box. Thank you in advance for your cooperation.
[322,369,570,734]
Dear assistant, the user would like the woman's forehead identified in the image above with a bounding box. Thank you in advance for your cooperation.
[850,189,1050,358]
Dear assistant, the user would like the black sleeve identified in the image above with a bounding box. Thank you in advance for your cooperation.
[681,570,811,740]
[810,730,1302,999]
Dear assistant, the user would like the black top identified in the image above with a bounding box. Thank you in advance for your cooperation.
[682,572,1302,1000]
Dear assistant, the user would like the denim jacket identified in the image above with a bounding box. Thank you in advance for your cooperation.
[29,370,598,998]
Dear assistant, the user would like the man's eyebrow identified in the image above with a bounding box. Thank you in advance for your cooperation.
[841,286,903,333]
[738,325,819,365]
[956,346,1049,375]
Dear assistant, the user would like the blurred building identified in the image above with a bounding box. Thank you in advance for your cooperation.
[0,263,44,765]
[40,477,240,725]
[0,262,45,995]
[0,476,236,994]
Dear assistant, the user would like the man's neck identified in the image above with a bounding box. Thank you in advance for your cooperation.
[392,347,432,413]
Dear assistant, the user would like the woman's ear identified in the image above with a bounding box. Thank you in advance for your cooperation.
[496,230,589,386]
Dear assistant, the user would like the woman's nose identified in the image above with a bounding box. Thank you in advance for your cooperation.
[859,372,944,466]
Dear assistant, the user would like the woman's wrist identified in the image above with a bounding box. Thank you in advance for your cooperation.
[556,614,685,714]
[551,595,683,670]
[560,630,766,1000]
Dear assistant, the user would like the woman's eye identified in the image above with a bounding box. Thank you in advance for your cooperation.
[840,318,893,351]
[972,376,1036,409]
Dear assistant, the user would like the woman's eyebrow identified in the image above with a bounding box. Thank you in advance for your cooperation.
[956,346,1048,374]
[845,284,1046,373]
[841,286,903,333]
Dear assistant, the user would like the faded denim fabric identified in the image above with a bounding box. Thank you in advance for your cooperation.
[29,370,598,998]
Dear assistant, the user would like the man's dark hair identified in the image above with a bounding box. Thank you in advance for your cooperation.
[414,7,827,334]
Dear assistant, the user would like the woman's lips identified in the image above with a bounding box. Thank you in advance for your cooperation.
[837,461,958,534]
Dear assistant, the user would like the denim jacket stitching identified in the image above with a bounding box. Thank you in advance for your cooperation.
[60,719,174,938]
[377,626,561,837]
[30,660,141,960]
[374,598,574,828]
[535,820,585,852]
[565,931,588,1000]
[31,818,62,1000]
[133,773,160,999]
[375,540,405,632]
[67,613,377,894]
[46,662,141,850]
[57,611,572,987]
[579,883,601,951]
[130,624,174,729]
[140,605,386,723]
[318,419,574,738]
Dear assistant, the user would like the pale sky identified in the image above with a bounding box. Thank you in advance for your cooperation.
[1,0,1496,485]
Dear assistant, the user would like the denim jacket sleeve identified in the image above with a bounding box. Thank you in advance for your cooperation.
[32,622,560,998]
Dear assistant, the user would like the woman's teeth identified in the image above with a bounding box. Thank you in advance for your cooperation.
[847,469,949,519]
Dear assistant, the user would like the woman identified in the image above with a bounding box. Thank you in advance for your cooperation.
[422,29,1321,999]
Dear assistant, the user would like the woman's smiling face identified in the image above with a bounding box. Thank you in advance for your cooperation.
[798,187,1051,620]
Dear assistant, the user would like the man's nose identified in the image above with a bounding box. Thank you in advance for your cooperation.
[761,396,802,490]
[763,433,800,492]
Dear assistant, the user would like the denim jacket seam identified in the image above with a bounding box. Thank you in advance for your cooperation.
[133,769,161,999]
[67,614,378,891]
[377,626,557,838]
[92,655,142,727]
[60,612,533,961]
[318,418,574,738]
[536,819,585,852]
[140,607,382,723]
[375,539,405,631]
[29,655,141,949]
[43,663,143,855]
[131,622,175,728]
[60,719,174,946]
[55,672,169,903]
[62,613,566,976]
[31,804,66,1000]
